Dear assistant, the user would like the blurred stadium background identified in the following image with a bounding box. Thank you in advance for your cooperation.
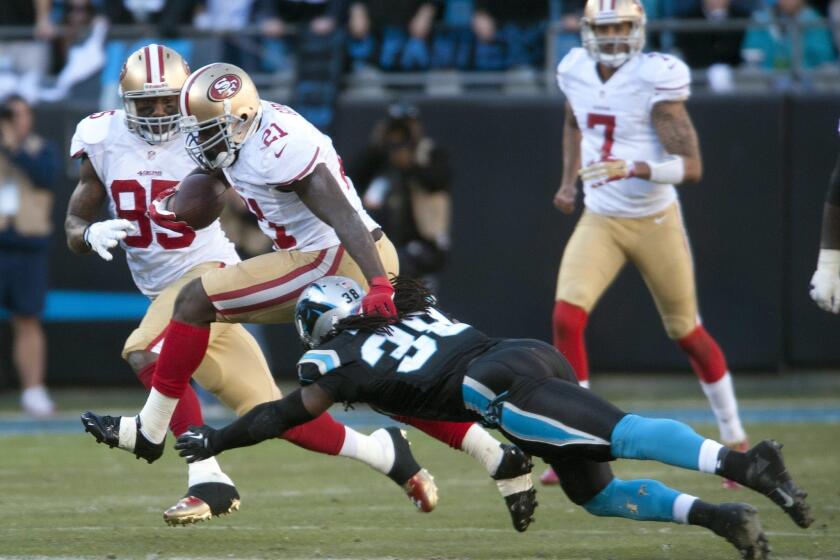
[1,1,839,558]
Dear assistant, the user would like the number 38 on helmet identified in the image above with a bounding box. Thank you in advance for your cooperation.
[294,277,366,349]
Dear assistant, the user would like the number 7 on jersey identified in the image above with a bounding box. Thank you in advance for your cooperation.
[587,113,616,160]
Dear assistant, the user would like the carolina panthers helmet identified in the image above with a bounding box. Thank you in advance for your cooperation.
[120,44,191,144]
[178,62,262,169]
[295,276,366,349]
[581,0,646,68]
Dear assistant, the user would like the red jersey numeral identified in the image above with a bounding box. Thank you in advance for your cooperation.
[110,179,196,250]
[587,113,616,159]
[262,123,288,148]
[88,110,116,119]
[244,197,297,250]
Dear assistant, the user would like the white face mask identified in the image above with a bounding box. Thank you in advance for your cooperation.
[581,19,646,68]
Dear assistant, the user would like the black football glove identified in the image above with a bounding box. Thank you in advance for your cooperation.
[175,424,219,463]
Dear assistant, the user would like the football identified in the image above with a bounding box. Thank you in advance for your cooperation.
[170,173,227,230]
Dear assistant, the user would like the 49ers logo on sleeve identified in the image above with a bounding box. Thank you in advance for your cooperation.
[208,74,241,101]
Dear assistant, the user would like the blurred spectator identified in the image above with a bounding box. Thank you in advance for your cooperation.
[675,0,756,68]
[0,1,56,103]
[102,0,197,36]
[472,0,548,69]
[351,104,451,291]
[0,96,57,417]
[742,0,836,70]
[256,0,349,38]
[347,1,441,71]
[828,0,840,53]
[50,0,97,72]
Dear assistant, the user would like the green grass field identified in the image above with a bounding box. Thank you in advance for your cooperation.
[1,381,839,559]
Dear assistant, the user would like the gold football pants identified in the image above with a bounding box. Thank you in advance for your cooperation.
[555,202,699,340]
[123,262,281,416]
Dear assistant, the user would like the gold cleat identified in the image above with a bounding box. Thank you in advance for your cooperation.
[163,482,241,526]
[402,468,438,513]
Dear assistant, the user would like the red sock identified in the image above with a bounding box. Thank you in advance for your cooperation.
[136,361,204,437]
[392,416,471,449]
[151,320,210,398]
[677,325,728,384]
[552,300,589,382]
[281,411,346,455]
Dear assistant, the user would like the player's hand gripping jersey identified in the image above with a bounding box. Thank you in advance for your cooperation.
[70,110,239,296]
[297,307,494,421]
[556,48,691,217]
[223,101,379,252]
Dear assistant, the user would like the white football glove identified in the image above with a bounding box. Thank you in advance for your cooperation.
[84,219,136,262]
[809,249,840,314]
[579,159,637,188]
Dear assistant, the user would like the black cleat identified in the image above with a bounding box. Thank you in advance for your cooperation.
[163,482,241,526]
[379,427,438,512]
[709,503,770,560]
[492,444,534,480]
[504,487,538,532]
[493,445,537,532]
[80,412,165,464]
[741,440,813,528]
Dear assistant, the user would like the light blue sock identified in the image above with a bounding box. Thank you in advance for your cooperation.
[583,478,682,522]
[611,413,708,471]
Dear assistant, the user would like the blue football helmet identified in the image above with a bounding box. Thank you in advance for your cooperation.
[294,276,366,349]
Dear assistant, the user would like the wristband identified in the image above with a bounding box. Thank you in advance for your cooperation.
[817,248,840,274]
[82,225,92,249]
[647,155,685,184]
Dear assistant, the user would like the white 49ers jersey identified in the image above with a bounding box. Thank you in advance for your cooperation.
[557,48,691,218]
[223,100,379,252]
[70,110,239,297]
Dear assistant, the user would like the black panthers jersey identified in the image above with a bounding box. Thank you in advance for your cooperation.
[297,307,496,420]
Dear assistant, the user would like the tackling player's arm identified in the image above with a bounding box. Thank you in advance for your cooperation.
[174,384,335,461]
[554,102,582,214]
[809,146,840,313]
[65,156,136,261]
[296,163,397,317]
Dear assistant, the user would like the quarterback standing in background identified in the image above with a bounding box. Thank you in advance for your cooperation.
[543,0,748,484]
[68,46,440,524]
[78,60,535,530]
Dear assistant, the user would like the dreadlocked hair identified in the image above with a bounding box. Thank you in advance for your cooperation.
[330,276,435,338]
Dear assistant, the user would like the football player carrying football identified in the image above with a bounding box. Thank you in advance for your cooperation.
[810,124,840,312]
[176,276,813,560]
[68,46,442,524]
[544,0,748,485]
[77,58,534,530]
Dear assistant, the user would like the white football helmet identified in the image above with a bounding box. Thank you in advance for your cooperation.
[295,277,366,349]
[120,44,191,144]
[581,0,646,68]
[178,63,262,169]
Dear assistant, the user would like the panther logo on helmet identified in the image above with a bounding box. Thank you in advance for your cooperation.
[208,75,241,101]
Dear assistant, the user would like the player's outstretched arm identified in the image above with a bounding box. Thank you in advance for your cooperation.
[554,102,581,214]
[66,156,139,262]
[297,163,396,317]
[810,148,840,313]
[650,100,703,184]
[175,385,335,462]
